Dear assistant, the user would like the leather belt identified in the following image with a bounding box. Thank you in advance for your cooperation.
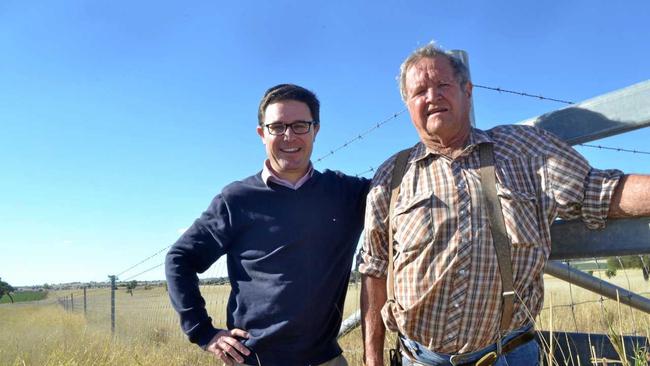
[449,329,536,366]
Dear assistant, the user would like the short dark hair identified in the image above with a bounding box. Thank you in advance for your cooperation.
[258,84,320,126]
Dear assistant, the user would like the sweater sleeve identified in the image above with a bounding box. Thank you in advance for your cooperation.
[165,193,235,348]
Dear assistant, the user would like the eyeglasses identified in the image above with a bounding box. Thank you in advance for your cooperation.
[264,121,317,135]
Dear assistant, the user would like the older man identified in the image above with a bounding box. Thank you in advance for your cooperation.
[166,84,369,366]
[358,44,650,366]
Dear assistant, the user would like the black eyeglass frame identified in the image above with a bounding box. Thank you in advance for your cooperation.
[263,121,318,135]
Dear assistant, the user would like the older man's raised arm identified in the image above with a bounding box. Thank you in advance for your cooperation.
[608,174,650,218]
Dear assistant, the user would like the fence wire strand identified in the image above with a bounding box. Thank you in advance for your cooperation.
[578,143,650,155]
[116,245,172,278]
[473,84,575,104]
[121,263,165,281]
[315,109,407,163]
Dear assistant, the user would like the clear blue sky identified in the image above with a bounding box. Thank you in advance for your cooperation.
[2,1,649,286]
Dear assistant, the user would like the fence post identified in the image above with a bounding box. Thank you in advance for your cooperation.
[83,286,87,316]
[71,293,74,312]
[109,275,116,335]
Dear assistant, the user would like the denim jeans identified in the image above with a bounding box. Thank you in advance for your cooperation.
[401,324,539,366]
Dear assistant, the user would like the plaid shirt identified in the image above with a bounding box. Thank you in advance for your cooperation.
[358,125,623,354]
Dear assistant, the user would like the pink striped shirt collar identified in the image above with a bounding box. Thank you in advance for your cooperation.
[261,160,314,190]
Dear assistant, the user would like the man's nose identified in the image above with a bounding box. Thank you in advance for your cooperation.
[282,127,296,140]
[425,87,440,102]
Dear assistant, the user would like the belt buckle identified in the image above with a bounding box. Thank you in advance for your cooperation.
[475,351,498,366]
[449,351,498,366]
[449,354,470,366]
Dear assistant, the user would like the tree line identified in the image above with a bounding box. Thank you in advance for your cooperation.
[0,277,15,303]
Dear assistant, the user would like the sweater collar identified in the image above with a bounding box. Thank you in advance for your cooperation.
[261,160,314,190]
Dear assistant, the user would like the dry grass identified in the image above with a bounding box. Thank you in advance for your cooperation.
[540,269,650,335]
[1,270,650,365]
[0,302,210,366]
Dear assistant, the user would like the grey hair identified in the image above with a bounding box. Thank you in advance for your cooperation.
[398,42,470,101]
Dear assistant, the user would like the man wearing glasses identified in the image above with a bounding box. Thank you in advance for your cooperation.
[166,84,370,366]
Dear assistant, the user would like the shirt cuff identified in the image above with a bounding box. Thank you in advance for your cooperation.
[357,248,388,278]
[581,168,624,230]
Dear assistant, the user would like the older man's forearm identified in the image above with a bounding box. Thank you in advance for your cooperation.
[608,174,650,218]
[361,274,388,366]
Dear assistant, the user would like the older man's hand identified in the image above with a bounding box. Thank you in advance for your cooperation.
[205,328,251,365]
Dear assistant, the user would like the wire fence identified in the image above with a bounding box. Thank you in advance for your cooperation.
[46,257,650,365]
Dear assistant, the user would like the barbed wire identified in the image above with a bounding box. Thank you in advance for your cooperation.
[115,245,172,278]
[355,167,375,177]
[473,84,575,105]
[315,109,407,163]
[121,263,164,281]
[578,143,650,155]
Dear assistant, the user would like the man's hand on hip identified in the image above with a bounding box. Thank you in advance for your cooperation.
[205,328,251,365]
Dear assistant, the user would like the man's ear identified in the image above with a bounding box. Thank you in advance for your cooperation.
[465,81,473,98]
[257,125,266,143]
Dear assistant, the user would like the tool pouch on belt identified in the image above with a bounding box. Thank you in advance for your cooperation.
[389,347,402,366]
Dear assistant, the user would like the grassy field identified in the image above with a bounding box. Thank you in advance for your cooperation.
[0,290,47,304]
[1,270,650,365]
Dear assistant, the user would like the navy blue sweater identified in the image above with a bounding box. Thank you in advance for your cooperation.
[165,169,369,365]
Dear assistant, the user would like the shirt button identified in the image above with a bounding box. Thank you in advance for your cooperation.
[459,269,466,276]
[459,210,466,216]
[454,303,460,308]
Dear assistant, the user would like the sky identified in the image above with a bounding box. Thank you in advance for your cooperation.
[1,1,649,287]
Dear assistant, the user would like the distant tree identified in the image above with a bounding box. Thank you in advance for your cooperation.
[126,280,137,296]
[606,255,650,281]
[0,277,15,303]
[43,283,51,290]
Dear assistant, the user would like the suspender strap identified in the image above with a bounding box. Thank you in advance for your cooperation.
[387,148,412,362]
[387,148,412,303]
[478,143,515,333]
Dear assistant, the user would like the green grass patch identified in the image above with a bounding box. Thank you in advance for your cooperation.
[570,260,609,271]
[0,290,47,304]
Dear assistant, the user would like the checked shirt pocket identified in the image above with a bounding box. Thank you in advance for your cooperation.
[392,193,435,253]
[496,184,542,247]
